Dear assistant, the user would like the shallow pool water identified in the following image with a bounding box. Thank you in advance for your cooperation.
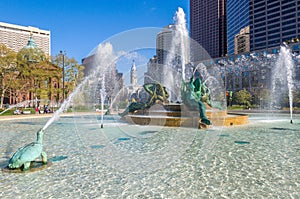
[0,113,299,198]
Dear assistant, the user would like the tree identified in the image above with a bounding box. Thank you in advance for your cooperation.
[0,44,17,108]
[293,90,300,107]
[0,42,83,107]
[16,46,61,106]
[234,88,252,107]
[52,54,84,100]
[64,57,85,96]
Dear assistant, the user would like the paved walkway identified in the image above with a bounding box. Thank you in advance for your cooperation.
[228,109,300,115]
[0,112,98,121]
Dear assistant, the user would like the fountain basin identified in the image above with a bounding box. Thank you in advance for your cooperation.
[123,103,248,128]
[0,114,298,198]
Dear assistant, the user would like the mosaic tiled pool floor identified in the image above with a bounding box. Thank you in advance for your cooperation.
[0,114,299,198]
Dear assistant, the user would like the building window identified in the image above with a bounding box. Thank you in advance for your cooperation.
[268,23,281,30]
[282,3,296,10]
[282,14,296,20]
[282,25,296,31]
[282,30,296,36]
[268,34,280,40]
[282,8,296,15]
[282,19,296,26]
[255,42,267,47]
[268,39,280,45]
[267,7,280,14]
[254,32,266,37]
[255,27,266,32]
[267,2,280,9]
[268,29,280,35]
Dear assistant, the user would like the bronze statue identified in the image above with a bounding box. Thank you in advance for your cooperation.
[119,82,169,117]
[8,129,47,171]
[181,70,211,125]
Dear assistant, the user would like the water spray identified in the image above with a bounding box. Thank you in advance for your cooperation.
[100,74,106,129]
[271,44,295,124]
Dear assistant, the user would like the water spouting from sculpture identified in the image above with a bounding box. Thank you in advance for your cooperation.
[163,7,189,102]
[174,7,189,81]
[42,43,115,131]
[42,77,90,131]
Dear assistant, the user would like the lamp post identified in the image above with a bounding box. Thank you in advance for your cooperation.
[34,82,38,108]
[60,51,65,101]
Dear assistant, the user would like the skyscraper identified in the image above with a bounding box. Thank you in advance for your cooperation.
[0,21,50,56]
[190,0,227,59]
[234,26,250,54]
[156,24,175,64]
[227,0,250,55]
[250,0,300,51]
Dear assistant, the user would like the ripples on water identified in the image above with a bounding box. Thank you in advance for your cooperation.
[0,115,299,198]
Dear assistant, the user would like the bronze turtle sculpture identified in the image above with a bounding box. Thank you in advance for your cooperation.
[8,129,47,171]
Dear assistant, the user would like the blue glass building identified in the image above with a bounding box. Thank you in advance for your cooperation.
[250,0,300,51]
[190,0,227,59]
[227,0,250,55]
[227,0,300,54]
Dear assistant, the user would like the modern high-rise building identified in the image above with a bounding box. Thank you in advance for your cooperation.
[234,26,250,54]
[144,25,174,84]
[0,21,50,56]
[190,0,227,59]
[250,0,300,51]
[156,24,175,64]
[227,0,250,55]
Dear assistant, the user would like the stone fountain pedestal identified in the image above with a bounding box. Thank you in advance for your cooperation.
[122,103,248,128]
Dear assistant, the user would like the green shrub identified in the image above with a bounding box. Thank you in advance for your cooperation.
[227,105,245,110]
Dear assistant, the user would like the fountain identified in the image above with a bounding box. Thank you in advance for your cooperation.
[0,7,299,197]
[42,77,90,131]
[6,129,47,171]
[2,76,90,172]
[99,74,106,128]
[271,44,295,123]
[3,7,250,173]
[120,7,248,128]
[3,42,116,171]
[164,8,189,101]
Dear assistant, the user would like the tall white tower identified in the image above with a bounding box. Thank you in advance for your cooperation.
[130,60,138,87]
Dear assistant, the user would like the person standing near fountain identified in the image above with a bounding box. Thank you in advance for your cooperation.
[182,69,211,125]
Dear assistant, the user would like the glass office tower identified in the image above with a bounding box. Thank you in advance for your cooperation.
[190,0,227,59]
[250,0,300,51]
[227,0,250,55]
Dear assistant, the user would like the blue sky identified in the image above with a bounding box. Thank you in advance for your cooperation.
[1,0,189,68]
